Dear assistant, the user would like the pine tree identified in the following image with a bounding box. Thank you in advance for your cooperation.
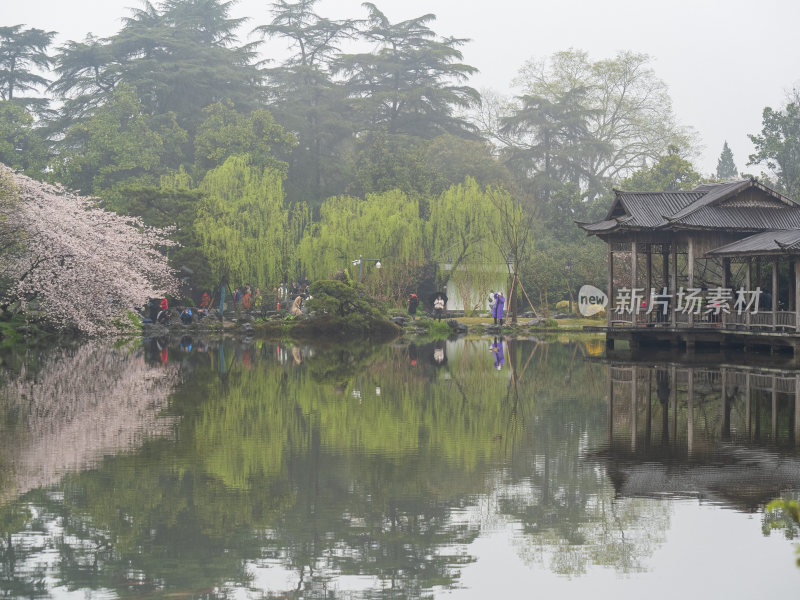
[716,141,738,180]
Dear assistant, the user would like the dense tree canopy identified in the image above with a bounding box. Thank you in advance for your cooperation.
[0,0,725,320]
[334,3,479,139]
[620,145,702,192]
[50,0,261,131]
[0,101,50,175]
[748,101,800,201]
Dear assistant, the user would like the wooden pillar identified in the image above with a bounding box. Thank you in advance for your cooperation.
[687,237,695,327]
[646,245,652,315]
[721,368,727,438]
[645,370,652,446]
[608,244,613,328]
[795,374,800,446]
[724,258,732,289]
[607,366,614,443]
[772,259,778,329]
[670,366,677,443]
[745,373,751,437]
[746,258,752,328]
[795,260,800,333]
[631,366,638,452]
[687,368,694,457]
[723,258,732,327]
[772,381,778,441]
[671,242,678,327]
[631,241,638,323]
[756,256,762,288]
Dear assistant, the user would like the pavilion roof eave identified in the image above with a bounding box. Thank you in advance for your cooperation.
[707,249,791,258]
[706,229,800,258]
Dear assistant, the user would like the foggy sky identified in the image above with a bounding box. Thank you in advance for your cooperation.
[5,0,800,177]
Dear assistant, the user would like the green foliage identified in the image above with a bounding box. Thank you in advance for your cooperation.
[0,101,50,176]
[306,280,374,317]
[748,102,800,201]
[426,177,501,269]
[301,279,399,338]
[335,3,479,139]
[619,146,701,192]
[501,85,598,206]
[54,85,181,193]
[350,131,438,199]
[103,180,214,288]
[195,155,293,289]
[516,50,694,186]
[764,498,800,565]
[425,320,452,339]
[424,134,511,194]
[298,189,424,283]
[0,171,24,304]
[0,25,54,108]
[716,141,738,180]
[50,0,261,132]
[194,101,296,176]
[253,0,356,208]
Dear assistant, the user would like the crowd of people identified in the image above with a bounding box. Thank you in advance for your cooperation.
[146,282,511,328]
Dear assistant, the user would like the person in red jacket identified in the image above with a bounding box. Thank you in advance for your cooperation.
[157,296,169,324]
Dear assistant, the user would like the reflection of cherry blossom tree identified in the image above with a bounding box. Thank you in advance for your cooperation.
[0,342,179,501]
[1,165,178,335]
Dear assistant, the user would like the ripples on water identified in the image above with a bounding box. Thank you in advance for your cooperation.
[0,336,799,598]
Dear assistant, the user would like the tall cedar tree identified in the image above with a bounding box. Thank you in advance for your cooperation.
[0,25,54,114]
[253,0,355,208]
[716,141,738,180]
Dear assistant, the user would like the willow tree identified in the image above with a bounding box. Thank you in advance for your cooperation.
[195,155,291,288]
[298,190,423,300]
[426,178,503,310]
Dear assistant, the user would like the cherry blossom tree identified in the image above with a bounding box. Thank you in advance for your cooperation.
[1,164,179,335]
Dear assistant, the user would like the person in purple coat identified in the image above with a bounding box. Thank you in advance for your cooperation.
[492,291,505,326]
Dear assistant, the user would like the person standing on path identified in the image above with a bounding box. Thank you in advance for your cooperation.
[492,292,505,326]
[408,293,419,321]
[433,295,445,321]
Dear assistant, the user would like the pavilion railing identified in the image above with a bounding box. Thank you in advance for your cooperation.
[609,308,800,332]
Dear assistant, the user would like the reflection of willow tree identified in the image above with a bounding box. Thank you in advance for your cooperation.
[493,339,669,574]
[763,496,800,566]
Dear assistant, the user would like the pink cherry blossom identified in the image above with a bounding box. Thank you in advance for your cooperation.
[2,165,179,336]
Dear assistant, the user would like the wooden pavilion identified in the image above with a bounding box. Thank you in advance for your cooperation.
[577,179,800,354]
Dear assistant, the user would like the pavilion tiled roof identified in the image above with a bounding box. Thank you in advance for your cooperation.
[707,230,800,257]
[577,179,800,234]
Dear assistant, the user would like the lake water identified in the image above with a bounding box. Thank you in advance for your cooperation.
[1,334,799,598]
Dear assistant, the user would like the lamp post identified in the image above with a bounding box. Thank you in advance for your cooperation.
[352,255,381,282]
[565,259,573,314]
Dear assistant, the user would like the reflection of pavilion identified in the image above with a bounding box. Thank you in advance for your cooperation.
[601,360,800,509]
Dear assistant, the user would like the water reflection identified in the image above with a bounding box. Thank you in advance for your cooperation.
[0,337,798,597]
[603,360,800,509]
